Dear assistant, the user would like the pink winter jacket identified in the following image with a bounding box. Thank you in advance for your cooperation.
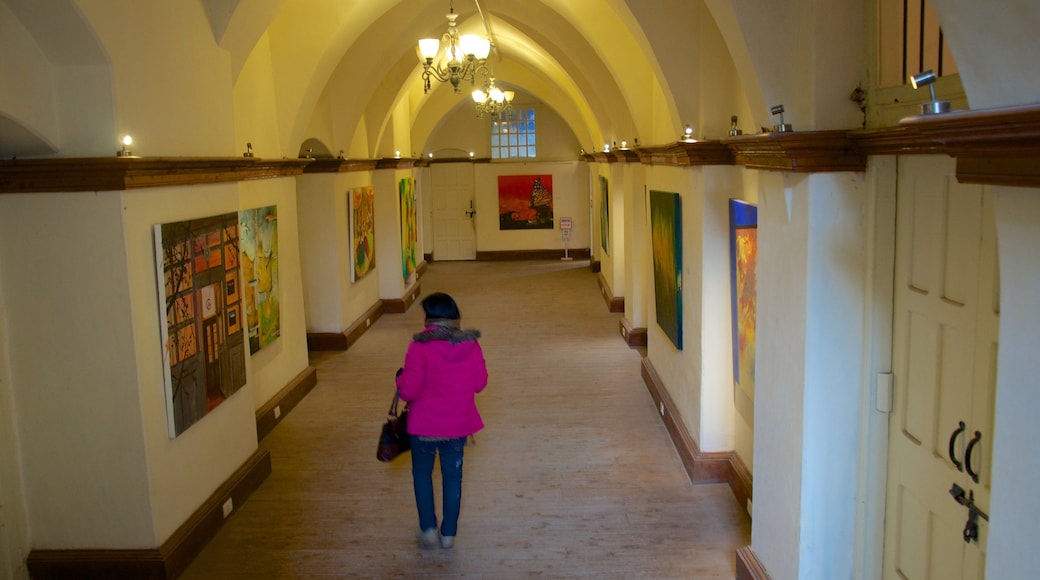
[395,324,488,438]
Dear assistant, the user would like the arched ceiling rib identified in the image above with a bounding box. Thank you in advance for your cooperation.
[228,0,685,157]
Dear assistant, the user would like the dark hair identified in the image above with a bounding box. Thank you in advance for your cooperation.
[421,292,460,321]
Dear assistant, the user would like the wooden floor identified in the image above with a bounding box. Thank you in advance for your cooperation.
[181,260,750,579]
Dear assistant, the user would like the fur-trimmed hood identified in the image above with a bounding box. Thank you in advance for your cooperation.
[412,325,482,344]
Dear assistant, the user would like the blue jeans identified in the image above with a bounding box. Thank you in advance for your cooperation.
[410,436,466,537]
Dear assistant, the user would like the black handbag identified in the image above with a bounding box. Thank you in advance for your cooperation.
[377,391,410,462]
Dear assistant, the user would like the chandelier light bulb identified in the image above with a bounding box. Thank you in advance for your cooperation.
[472,89,486,103]
[489,87,504,103]
[418,38,440,60]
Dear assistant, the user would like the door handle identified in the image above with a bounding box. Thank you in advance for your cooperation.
[965,430,982,484]
[949,483,989,544]
[948,421,966,472]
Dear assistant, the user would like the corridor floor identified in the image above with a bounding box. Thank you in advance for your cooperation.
[181,260,751,579]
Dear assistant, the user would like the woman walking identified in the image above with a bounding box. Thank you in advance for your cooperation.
[396,292,488,549]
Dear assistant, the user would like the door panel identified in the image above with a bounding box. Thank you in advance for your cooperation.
[431,163,476,260]
[884,157,995,580]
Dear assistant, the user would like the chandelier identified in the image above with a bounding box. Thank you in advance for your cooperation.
[472,77,514,119]
[417,2,492,93]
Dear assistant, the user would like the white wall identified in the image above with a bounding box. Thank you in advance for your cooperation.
[0,192,155,547]
[473,162,590,253]
[988,188,1040,579]
[297,171,385,333]
[751,171,872,579]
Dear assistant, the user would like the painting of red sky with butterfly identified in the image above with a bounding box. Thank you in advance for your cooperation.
[498,174,554,230]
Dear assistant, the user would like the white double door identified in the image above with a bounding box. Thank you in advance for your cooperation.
[883,157,998,579]
[430,163,477,261]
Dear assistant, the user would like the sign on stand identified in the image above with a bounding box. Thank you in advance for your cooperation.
[560,217,573,261]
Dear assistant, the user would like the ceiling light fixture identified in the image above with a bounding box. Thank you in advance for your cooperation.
[417,1,491,93]
[472,76,514,119]
[909,69,951,115]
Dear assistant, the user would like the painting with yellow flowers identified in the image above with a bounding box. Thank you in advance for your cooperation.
[240,205,280,354]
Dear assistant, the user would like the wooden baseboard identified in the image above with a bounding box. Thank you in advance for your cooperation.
[475,248,591,261]
[255,366,318,441]
[596,272,624,312]
[619,319,647,348]
[382,282,422,314]
[306,301,385,352]
[736,546,772,580]
[26,449,272,579]
[640,358,754,496]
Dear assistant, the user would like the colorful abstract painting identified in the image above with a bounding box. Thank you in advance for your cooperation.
[600,175,609,254]
[729,199,758,393]
[349,185,375,282]
[650,190,683,350]
[154,213,247,437]
[240,205,280,354]
[400,177,417,279]
[498,174,554,230]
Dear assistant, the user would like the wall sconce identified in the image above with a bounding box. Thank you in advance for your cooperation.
[729,115,743,136]
[603,143,611,153]
[620,140,628,150]
[243,142,254,158]
[395,150,401,159]
[681,124,695,142]
[117,135,133,157]
[909,69,950,115]
[469,151,475,158]
[770,105,792,132]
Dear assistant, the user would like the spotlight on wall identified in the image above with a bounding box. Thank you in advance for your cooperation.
[395,150,401,159]
[117,135,133,157]
[681,124,695,142]
[909,69,951,115]
[770,105,792,132]
[729,115,743,136]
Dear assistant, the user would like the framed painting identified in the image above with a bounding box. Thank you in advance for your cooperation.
[729,199,758,405]
[400,178,417,279]
[600,175,609,254]
[240,205,280,354]
[649,190,682,350]
[349,185,375,282]
[154,212,247,438]
[498,174,554,230]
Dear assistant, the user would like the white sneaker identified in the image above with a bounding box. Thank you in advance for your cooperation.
[418,529,438,549]
[440,535,455,549]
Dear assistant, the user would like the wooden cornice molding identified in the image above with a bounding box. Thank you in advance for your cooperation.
[302,158,379,173]
[0,157,310,194]
[636,141,734,166]
[375,157,418,170]
[723,130,867,173]
[899,104,1040,186]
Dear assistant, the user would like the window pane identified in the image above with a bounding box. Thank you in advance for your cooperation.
[528,135,536,145]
